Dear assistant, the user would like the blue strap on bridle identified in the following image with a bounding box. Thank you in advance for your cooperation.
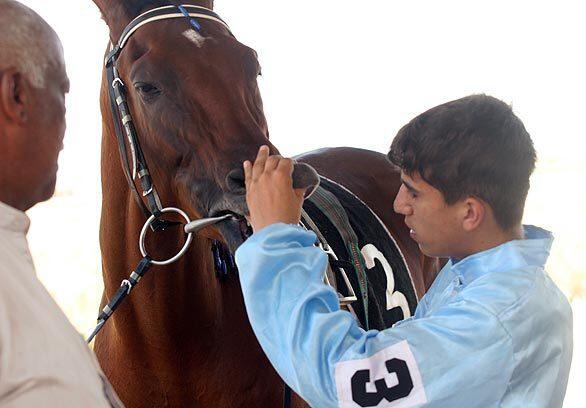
[177,5,202,31]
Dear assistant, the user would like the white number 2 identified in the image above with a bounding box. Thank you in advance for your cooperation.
[361,244,411,319]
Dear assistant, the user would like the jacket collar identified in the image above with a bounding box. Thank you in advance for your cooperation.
[450,225,553,286]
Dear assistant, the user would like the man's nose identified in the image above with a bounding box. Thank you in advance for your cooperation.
[393,185,412,215]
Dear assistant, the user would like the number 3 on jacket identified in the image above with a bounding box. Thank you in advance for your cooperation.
[335,340,427,407]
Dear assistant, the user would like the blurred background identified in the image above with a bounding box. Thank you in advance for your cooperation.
[19,0,584,406]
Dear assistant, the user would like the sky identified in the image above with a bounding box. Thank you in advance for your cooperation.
[14,0,586,406]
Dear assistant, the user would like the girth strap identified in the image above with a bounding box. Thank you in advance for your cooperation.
[300,208,339,298]
[307,185,371,329]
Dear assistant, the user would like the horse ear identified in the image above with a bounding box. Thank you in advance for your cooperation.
[91,1,215,42]
[91,0,131,43]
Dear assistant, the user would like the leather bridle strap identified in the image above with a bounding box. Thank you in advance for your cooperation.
[106,64,160,219]
[103,5,231,226]
[118,5,231,49]
[99,7,294,407]
[107,5,231,65]
[89,5,231,342]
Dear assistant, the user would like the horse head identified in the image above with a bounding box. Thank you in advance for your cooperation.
[93,0,318,251]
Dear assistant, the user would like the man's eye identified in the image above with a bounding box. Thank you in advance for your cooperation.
[408,190,418,199]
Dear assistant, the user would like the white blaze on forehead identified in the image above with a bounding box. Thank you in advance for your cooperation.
[182,29,206,47]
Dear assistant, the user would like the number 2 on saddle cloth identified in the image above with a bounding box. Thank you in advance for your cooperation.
[300,176,418,331]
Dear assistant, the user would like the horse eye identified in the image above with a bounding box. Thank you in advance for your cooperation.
[134,82,161,98]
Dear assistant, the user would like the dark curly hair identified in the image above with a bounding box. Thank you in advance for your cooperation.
[388,94,536,230]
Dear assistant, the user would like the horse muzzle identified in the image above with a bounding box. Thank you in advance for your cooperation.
[224,161,320,198]
[203,162,320,251]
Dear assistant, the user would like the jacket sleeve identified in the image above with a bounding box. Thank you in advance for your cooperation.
[236,223,514,408]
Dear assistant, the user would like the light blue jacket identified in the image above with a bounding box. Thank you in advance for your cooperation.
[236,224,573,408]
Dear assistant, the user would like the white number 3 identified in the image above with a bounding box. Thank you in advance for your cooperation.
[361,244,411,319]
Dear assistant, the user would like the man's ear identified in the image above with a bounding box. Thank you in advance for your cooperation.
[0,69,29,124]
[461,196,485,232]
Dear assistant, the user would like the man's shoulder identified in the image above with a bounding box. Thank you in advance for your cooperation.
[460,266,572,339]
[459,265,540,316]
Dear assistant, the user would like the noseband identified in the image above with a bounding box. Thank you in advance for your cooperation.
[88,4,232,342]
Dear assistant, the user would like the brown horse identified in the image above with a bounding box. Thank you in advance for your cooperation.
[91,1,439,406]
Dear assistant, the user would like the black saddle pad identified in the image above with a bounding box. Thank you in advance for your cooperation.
[302,176,418,330]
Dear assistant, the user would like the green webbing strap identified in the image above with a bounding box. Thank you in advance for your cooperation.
[308,186,370,330]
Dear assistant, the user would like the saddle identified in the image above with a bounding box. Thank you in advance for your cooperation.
[302,176,417,331]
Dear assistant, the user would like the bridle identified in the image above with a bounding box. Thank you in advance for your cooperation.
[87,4,232,342]
[88,6,293,406]
[105,4,231,226]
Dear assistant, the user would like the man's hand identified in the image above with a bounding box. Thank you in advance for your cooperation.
[244,145,307,233]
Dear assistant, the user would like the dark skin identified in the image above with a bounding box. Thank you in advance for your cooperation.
[0,50,69,211]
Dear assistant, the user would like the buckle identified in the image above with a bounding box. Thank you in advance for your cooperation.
[318,242,358,306]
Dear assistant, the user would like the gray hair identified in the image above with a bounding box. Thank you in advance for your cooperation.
[0,0,63,88]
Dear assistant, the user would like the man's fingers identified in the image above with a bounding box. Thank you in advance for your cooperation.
[294,188,307,201]
[251,145,270,180]
[276,158,295,175]
[265,155,282,171]
[243,160,252,187]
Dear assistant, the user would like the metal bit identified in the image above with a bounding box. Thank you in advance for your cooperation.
[184,214,235,234]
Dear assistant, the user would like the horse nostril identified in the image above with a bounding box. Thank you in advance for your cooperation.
[225,168,246,195]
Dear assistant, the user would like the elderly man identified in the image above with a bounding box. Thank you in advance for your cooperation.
[0,1,122,406]
[237,95,573,407]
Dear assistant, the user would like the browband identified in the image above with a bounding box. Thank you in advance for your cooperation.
[110,5,231,60]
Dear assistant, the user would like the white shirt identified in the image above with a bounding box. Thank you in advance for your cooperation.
[0,201,122,407]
